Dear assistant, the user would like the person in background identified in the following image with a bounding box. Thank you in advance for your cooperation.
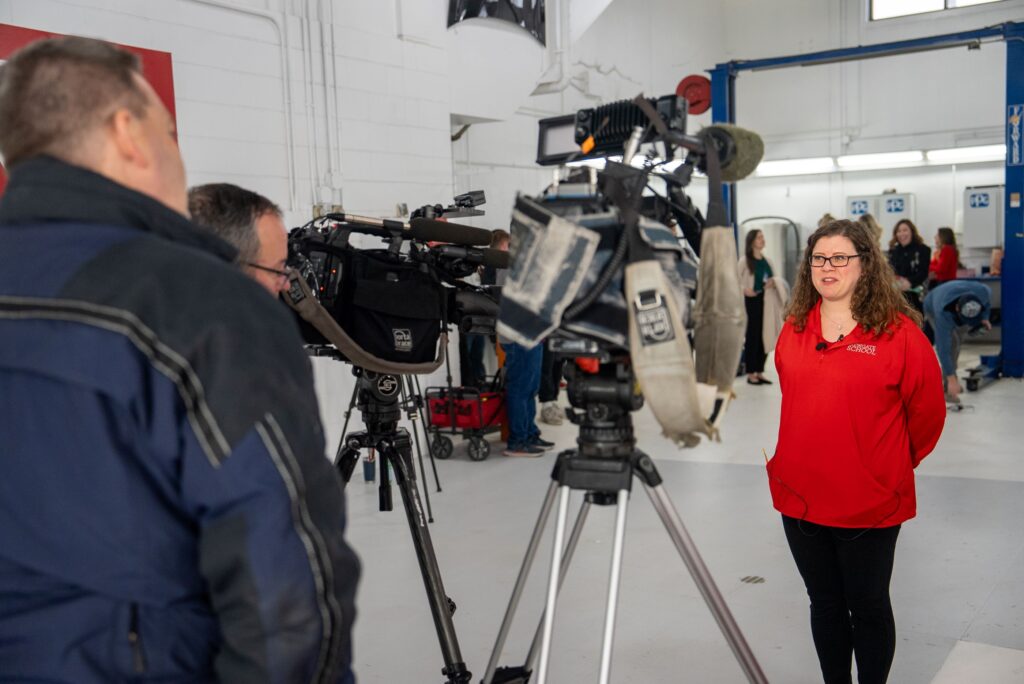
[188,183,290,296]
[739,229,777,385]
[857,213,884,249]
[496,226,553,456]
[818,212,837,229]
[465,229,509,387]
[539,343,566,425]
[0,37,359,683]
[929,227,959,285]
[887,218,931,313]
[769,219,945,684]
[923,279,992,404]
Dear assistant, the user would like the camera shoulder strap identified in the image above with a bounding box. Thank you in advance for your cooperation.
[602,156,711,447]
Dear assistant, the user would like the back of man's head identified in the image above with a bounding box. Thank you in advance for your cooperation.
[189,183,288,295]
[0,36,187,215]
[0,36,146,169]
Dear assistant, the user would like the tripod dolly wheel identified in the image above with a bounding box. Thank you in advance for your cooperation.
[966,378,979,392]
[467,436,490,461]
[431,435,454,459]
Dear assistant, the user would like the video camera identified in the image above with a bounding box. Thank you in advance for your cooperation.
[284,195,508,375]
[497,93,764,447]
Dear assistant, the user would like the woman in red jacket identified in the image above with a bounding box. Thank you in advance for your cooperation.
[928,227,959,284]
[769,219,945,684]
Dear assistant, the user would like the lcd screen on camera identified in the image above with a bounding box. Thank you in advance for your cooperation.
[536,115,578,166]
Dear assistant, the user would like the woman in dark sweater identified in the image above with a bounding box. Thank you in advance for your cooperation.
[888,219,931,312]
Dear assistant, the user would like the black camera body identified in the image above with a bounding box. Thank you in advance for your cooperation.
[287,207,499,366]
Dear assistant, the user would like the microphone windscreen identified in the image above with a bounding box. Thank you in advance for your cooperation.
[704,124,764,182]
[482,248,511,269]
[409,218,492,246]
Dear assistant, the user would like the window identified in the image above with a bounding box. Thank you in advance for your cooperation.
[870,0,1004,20]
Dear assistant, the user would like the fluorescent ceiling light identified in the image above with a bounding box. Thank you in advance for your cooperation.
[755,157,836,177]
[836,151,924,168]
[871,0,943,20]
[949,0,1003,6]
[926,144,1005,163]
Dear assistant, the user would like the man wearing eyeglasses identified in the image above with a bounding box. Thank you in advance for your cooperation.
[188,183,291,296]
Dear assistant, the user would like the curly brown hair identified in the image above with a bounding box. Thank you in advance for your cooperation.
[888,218,924,249]
[787,219,921,335]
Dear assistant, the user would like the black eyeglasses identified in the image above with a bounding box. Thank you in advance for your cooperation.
[809,254,861,268]
[245,262,291,279]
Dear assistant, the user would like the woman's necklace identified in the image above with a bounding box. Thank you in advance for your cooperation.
[822,310,852,336]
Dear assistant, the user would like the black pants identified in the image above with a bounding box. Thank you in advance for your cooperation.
[782,516,901,684]
[744,292,766,374]
[538,344,564,403]
[900,290,924,314]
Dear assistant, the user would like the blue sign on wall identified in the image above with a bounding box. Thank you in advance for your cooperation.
[1010,104,1023,167]
[850,200,869,215]
[885,198,905,213]
[969,193,991,208]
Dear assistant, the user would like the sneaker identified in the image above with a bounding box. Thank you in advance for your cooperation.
[504,444,545,458]
[540,402,564,425]
[529,435,555,450]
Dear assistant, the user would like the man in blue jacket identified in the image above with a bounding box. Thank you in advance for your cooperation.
[922,279,993,403]
[0,36,359,682]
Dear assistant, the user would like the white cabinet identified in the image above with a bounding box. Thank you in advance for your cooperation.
[963,185,1003,248]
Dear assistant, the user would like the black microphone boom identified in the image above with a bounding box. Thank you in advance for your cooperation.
[319,212,493,246]
[409,218,492,246]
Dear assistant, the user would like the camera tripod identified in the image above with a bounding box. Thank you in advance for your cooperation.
[482,360,768,684]
[336,369,442,517]
[336,367,471,684]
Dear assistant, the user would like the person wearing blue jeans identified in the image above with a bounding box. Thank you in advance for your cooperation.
[501,341,554,456]
[922,280,992,403]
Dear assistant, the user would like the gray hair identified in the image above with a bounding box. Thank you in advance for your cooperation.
[188,183,282,264]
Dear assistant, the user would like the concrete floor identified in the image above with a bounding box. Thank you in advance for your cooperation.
[334,344,1024,683]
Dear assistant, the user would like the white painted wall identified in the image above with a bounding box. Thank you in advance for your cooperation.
[1,0,455,227]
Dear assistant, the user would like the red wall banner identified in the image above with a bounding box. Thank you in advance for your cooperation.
[0,23,176,195]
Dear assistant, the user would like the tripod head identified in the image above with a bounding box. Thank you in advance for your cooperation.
[563,358,642,460]
[351,367,403,434]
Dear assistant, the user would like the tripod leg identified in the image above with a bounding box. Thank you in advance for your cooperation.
[402,376,434,523]
[598,489,630,684]
[334,378,360,463]
[414,375,443,493]
[535,485,572,684]
[524,498,592,670]
[643,482,769,684]
[385,442,471,683]
[482,481,558,684]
